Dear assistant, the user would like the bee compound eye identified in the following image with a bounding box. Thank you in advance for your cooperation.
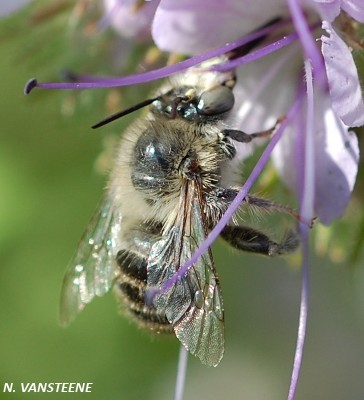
[197,85,235,116]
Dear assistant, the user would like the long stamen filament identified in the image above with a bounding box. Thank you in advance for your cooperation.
[212,30,300,72]
[174,345,189,400]
[287,0,324,76]
[287,58,315,400]
[25,19,291,93]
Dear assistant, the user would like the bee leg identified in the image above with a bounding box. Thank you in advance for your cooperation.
[221,225,299,256]
[215,189,313,227]
[245,195,314,227]
[222,117,284,143]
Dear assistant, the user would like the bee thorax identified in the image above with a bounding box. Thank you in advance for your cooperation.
[130,120,227,203]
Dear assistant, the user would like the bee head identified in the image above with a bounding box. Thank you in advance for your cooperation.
[151,84,235,121]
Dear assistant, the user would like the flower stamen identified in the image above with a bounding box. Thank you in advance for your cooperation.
[24,18,289,93]
[287,58,315,400]
[287,0,325,76]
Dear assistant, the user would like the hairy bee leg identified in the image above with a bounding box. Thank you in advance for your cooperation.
[215,188,312,227]
[222,117,284,143]
[245,195,314,227]
[221,226,299,256]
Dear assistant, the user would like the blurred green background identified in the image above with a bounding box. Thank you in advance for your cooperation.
[1,3,364,400]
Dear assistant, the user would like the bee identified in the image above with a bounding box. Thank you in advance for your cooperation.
[60,57,299,367]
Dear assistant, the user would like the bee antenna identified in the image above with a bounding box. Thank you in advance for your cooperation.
[92,97,159,129]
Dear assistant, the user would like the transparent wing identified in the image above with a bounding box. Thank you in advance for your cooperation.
[147,181,224,367]
[60,194,121,326]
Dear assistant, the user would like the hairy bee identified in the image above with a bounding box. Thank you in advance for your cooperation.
[60,57,299,367]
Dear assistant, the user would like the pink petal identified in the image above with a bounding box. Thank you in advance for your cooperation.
[233,48,300,129]
[271,122,299,200]
[151,0,286,54]
[321,21,364,127]
[341,0,364,23]
[314,106,359,224]
[103,0,159,40]
[227,48,300,168]
[312,0,341,21]
[272,93,359,225]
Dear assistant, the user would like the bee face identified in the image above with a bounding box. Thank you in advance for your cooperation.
[60,57,299,367]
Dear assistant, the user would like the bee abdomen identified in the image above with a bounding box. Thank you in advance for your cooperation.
[116,249,172,333]
[116,249,147,282]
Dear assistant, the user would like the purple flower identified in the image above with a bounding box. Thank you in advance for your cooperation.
[25,0,363,398]
[101,0,160,41]
[90,1,363,398]
[78,0,363,225]
[148,0,363,224]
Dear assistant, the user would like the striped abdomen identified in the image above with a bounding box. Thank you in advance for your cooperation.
[115,248,172,333]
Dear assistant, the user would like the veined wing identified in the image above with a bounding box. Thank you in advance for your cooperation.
[147,180,224,367]
[60,194,121,326]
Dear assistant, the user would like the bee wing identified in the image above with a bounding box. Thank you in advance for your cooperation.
[147,181,224,367]
[60,194,121,326]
